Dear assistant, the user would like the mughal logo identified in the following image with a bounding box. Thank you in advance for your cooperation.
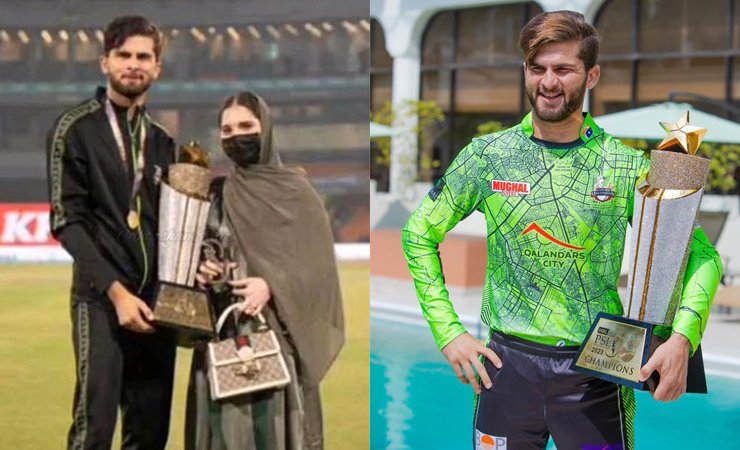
[491,179,530,197]
[520,222,585,267]
[475,430,507,450]
[591,176,615,203]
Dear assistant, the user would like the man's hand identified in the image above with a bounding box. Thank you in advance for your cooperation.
[195,260,236,287]
[229,277,271,316]
[441,333,502,394]
[639,333,691,402]
[107,281,154,333]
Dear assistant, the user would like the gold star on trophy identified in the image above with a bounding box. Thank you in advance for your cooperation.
[657,111,707,155]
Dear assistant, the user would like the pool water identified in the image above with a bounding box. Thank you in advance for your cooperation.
[371,319,740,449]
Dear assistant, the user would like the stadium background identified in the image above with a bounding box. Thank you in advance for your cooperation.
[0,0,370,262]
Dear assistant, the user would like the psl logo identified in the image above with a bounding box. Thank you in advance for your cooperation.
[475,429,507,450]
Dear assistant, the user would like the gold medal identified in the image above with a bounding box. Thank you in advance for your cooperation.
[127,210,140,229]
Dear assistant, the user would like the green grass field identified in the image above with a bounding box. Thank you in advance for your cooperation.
[0,262,369,449]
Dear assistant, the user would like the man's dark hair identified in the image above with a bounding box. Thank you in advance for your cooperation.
[104,16,163,59]
[519,10,600,70]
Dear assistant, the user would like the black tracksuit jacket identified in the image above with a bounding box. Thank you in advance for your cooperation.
[46,87,175,301]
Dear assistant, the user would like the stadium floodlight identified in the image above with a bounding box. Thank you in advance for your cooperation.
[305,23,321,38]
[190,27,206,43]
[284,24,299,37]
[0,30,9,43]
[171,28,180,37]
[41,29,53,45]
[322,22,334,32]
[95,29,104,43]
[59,30,69,42]
[266,25,280,39]
[248,26,261,39]
[208,26,216,35]
[77,30,89,44]
[17,30,29,44]
[360,19,370,31]
[342,21,358,33]
[226,26,240,41]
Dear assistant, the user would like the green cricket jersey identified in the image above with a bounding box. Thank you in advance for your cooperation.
[402,112,723,353]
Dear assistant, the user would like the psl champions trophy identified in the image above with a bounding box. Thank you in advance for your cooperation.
[573,112,710,391]
[152,142,216,345]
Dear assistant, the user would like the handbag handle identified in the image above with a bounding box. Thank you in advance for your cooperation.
[214,302,268,337]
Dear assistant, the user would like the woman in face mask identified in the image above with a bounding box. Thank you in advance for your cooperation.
[185,91,345,450]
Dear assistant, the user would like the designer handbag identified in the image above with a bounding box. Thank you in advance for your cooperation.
[208,302,291,400]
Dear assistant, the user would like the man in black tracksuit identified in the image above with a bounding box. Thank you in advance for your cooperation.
[46,16,176,450]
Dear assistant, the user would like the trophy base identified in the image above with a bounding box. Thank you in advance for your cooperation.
[152,281,215,348]
[571,312,653,390]
[572,312,707,393]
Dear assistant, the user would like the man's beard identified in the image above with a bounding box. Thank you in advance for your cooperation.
[109,76,152,100]
[527,79,587,123]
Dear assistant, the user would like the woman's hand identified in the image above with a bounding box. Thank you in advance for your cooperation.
[229,277,271,316]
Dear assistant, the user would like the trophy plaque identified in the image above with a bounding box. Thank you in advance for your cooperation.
[152,142,215,346]
[573,112,710,392]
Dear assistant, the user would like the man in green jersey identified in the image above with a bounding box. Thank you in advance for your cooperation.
[402,10,723,450]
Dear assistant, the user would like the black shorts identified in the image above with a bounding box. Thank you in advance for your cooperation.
[473,331,635,450]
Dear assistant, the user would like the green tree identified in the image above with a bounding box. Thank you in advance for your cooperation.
[475,120,506,137]
[370,100,445,184]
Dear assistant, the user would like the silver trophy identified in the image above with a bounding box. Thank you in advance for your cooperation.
[573,112,710,391]
[152,142,216,345]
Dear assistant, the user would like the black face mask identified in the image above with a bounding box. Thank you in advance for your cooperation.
[222,134,261,167]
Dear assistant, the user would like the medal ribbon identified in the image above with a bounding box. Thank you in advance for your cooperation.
[105,98,148,228]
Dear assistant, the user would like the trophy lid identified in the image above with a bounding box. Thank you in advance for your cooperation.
[657,111,707,155]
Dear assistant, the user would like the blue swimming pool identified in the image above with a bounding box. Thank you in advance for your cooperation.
[371,318,740,449]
